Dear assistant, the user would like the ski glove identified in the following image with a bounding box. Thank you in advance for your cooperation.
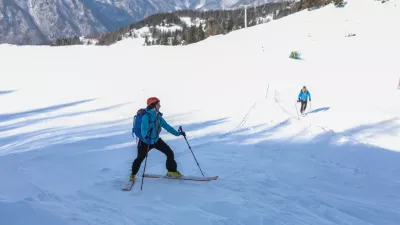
[180,131,186,137]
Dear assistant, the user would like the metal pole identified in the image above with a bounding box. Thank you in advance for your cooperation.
[244,6,247,28]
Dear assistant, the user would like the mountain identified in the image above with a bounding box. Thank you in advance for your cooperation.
[50,1,299,46]
[0,0,279,45]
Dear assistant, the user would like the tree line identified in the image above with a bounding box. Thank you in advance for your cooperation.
[50,0,344,46]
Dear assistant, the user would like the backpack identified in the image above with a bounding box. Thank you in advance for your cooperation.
[132,108,148,140]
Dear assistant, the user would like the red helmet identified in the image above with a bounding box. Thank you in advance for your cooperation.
[147,97,160,106]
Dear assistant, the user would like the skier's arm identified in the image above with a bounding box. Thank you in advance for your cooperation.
[298,91,302,100]
[308,91,311,101]
[141,114,150,138]
[160,118,181,136]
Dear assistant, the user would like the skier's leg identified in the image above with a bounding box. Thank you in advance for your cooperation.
[131,140,152,176]
[300,101,305,113]
[154,138,178,173]
[303,100,308,112]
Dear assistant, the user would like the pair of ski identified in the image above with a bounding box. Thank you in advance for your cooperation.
[122,173,218,191]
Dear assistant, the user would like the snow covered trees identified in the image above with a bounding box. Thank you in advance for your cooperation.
[333,0,345,7]
[52,1,297,46]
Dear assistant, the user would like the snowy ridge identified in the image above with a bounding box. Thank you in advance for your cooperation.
[0,0,276,45]
[1,0,400,225]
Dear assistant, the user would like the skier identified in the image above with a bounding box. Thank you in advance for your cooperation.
[297,86,311,115]
[130,97,186,181]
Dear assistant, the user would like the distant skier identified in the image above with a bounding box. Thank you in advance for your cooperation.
[297,86,311,115]
[130,97,186,181]
[398,77,400,89]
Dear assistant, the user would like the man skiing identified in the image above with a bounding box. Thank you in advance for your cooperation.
[130,97,186,181]
[297,86,311,115]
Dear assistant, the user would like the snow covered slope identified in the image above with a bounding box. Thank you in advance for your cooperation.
[1,0,400,224]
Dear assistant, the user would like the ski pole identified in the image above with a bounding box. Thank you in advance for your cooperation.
[294,100,300,120]
[140,143,151,191]
[141,127,154,191]
[179,126,204,177]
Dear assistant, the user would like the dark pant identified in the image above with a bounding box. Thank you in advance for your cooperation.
[300,100,307,113]
[131,138,177,175]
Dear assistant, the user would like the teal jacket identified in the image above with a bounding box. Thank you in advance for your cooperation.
[298,90,311,101]
[141,107,181,144]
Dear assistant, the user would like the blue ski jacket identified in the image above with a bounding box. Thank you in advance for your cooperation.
[141,107,181,144]
[298,90,311,101]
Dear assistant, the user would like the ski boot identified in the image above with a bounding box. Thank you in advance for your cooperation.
[167,171,182,177]
[129,173,136,181]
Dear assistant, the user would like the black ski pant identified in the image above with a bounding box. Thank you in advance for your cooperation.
[300,100,307,113]
[131,138,177,175]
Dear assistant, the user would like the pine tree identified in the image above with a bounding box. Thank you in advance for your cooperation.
[333,0,344,7]
[227,18,234,33]
[196,24,205,42]
[186,26,196,44]
[172,36,180,45]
